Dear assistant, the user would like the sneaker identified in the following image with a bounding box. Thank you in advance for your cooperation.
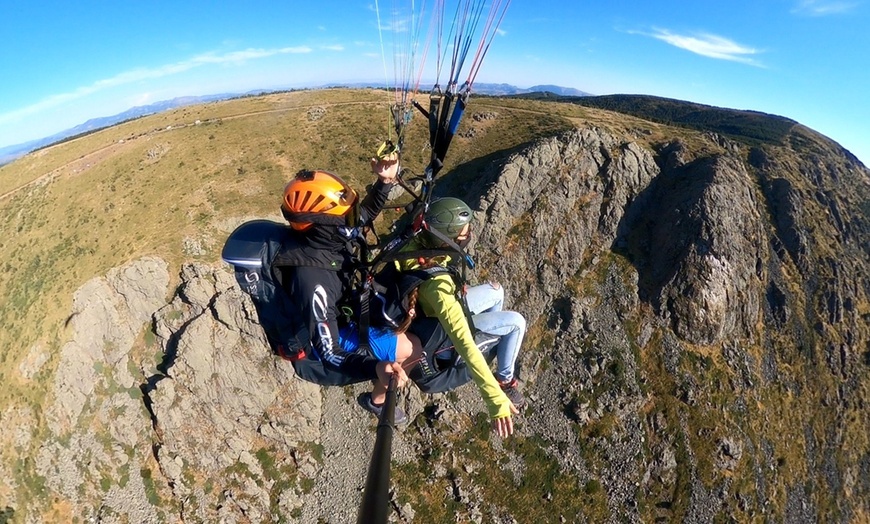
[360,393,408,425]
[499,378,526,409]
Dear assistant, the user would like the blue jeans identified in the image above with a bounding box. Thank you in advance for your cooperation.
[464,283,525,383]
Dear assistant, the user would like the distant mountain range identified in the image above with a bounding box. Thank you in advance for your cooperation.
[0,83,590,166]
[330,82,592,98]
[0,93,235,165]
[475,83,592,97]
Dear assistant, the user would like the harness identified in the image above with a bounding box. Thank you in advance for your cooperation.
[354,206,478,352]
[369,264,458,329]
[222,219,389,387]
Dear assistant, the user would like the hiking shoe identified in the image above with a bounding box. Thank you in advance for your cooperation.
[360,393,408,425]
[500,378,526,409]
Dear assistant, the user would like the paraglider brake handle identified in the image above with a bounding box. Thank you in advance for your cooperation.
[376,140,399,160]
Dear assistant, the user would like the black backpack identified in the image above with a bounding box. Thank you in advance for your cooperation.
[221,220,308,360]
[370,263,454,329]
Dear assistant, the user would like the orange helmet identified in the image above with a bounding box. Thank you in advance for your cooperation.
[281,170,358,231]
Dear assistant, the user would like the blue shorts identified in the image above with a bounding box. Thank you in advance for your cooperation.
[338,325,398,362]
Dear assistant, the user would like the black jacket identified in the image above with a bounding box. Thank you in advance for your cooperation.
[273,179,392,385]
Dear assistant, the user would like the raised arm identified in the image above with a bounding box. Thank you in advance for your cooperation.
[357,153,399,227]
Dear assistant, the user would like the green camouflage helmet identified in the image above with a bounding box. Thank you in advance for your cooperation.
[424,197,473,238]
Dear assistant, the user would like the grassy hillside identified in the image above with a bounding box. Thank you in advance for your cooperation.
[515,92,800,147]
[2,88,866,522]
[0,88,581,426]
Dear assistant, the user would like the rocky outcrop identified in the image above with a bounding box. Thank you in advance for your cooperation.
[475,129,764,347]
[468,126,869,522]
[474,128,659,330]
[35,257,170,523]
[621,154,765,345]
[32,260,326,522]
[21,123,870,523]
[147,263,322,523]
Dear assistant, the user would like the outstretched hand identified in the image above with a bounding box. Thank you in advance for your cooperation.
[376,361,408,389]
[492,402,520,438]
[371,152,399,184]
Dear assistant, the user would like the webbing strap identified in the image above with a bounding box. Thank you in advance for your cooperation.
[358,286,371,351]
[420,225,475,270]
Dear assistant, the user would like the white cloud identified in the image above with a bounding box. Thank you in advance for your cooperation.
[0,46,312,125]
[792,0,860,15]
[323,45,345,52]
[128,92,155,107]
[636,28,764,67]
[377,17,411,33]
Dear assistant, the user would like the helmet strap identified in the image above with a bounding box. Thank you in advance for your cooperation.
[422,223,475,270]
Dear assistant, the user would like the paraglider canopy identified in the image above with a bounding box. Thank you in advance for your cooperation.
[374,0,512,184]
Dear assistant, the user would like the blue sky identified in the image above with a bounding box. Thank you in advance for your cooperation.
[1,1,868,166]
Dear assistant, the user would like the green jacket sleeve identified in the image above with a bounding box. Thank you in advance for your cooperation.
[416,274,512,419]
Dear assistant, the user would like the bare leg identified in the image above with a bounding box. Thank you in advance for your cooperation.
[371,331,422,404]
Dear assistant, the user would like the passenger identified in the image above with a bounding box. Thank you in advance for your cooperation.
[366,197,527,437]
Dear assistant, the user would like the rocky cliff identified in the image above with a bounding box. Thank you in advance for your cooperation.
[6,118,869,523]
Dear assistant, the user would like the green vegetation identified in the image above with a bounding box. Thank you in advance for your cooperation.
[140,468,162,506]
[393,414,608,523]
[0,507,14,524]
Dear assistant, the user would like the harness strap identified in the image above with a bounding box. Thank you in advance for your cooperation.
[281,209,348,227]
[358,286,371,351]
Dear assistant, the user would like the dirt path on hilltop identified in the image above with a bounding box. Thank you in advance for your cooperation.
[0,101,374,202]
[0,100,560,202]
